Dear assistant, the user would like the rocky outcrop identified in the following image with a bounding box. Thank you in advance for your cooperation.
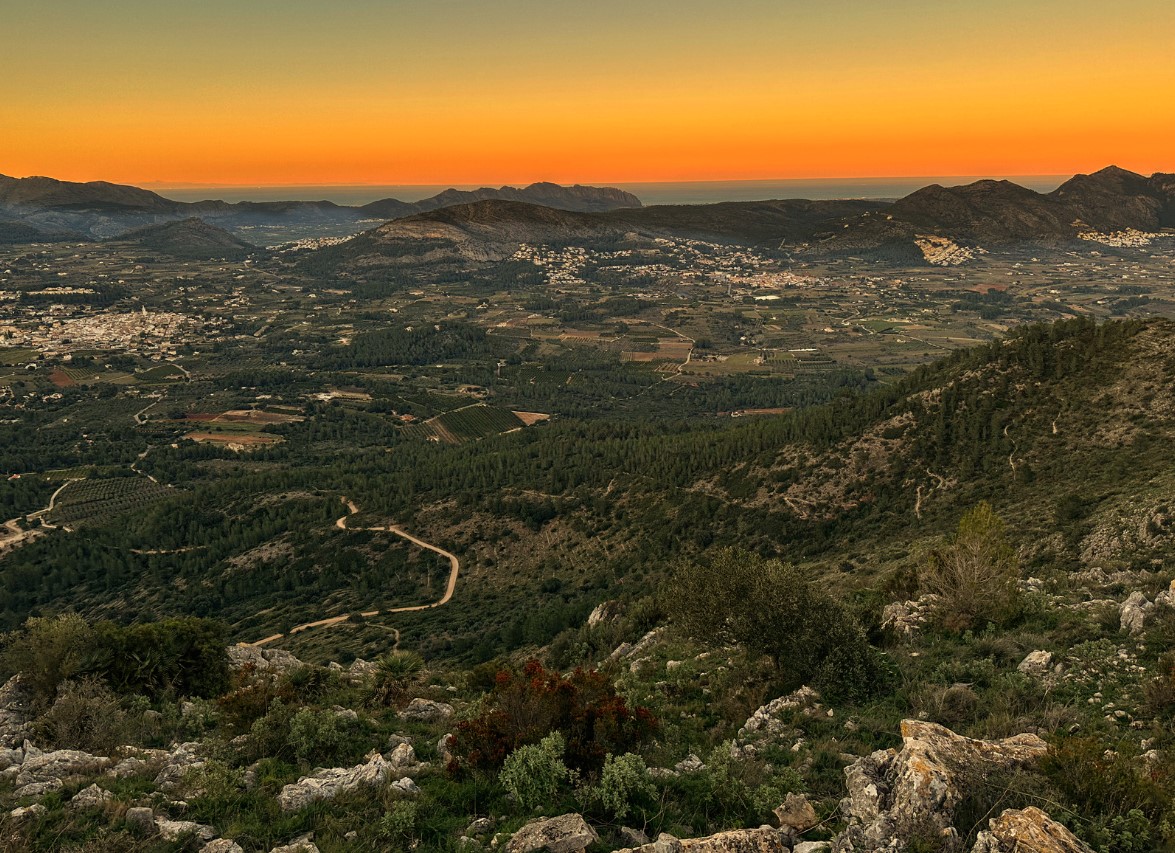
[399,698,454,722]
[269,834,320,853]
[833,721,1048,852]
[15,743,111,791]
[971,807,1093,853]
[153,741,206,792]
[227,645,303,676]
[505,813,600,853]
[277,752,391,811]
[616,827,790,852]
[739,686,825,742]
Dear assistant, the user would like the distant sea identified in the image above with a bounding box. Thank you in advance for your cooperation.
[152,176,1069,207]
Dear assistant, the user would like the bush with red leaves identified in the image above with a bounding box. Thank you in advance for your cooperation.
[449,660,657,774]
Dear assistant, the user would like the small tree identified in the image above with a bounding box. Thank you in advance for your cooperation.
[668,548,881,700]
[922,502,1019,631]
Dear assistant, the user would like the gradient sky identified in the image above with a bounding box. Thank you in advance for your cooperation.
[4,0,1174,186]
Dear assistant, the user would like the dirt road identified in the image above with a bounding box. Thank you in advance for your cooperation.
[246,498,461,647]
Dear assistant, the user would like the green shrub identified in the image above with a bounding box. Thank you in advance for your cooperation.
[288,707,348,766]
[375,801,419,851]
[500,731,574,810]
[591,752,655,820]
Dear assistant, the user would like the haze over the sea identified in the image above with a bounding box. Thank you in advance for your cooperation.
[151,176,1069,207]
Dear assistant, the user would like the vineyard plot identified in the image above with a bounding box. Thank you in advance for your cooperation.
[46,478,174,528]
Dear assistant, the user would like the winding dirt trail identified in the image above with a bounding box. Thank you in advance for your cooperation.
[245,498,461,648]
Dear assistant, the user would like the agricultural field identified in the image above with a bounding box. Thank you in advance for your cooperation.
[407,404,529,443]
[43,476,174,528]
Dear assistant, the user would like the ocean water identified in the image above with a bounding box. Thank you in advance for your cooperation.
[153,176,1069,207]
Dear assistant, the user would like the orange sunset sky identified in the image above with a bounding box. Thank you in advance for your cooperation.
[5,0,1174,186]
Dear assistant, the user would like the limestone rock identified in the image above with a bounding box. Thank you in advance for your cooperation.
[587,600,623,626]
[202,840,245,853]
[438,733,454,765]
[109,756,151,778]
[277,752,390,811]
[9,803,47,820]
[794,844,832,853]
[156,816,217,842]
[126,806,157,835]
[1017,650,1054,678]
[269,833,321,853]
[833,721,1048,852]
[775,792,818,832]
[1155,579,1175,610]
[880,595,939,641]
[970,807,1093,852]
[388,742,417,768]
[14,778,64,798]
[0,746,24,770]
[15,747,111,787]
[69,783,114,809]
[399,697,454,722]
[153,742,205,792]
[1120,591,1155,635]
[674,753,705,773]
[348,659,379,681]
[620,827,651,846]
[739,686,823,740]
[616,826,789,852]
[391,775,421,794]
[505,813,600,853]
[467,817,496,835]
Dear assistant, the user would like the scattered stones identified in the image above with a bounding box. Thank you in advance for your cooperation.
[277,752,391,811]
[399,698,454,722]
[505,813,600,853]
[970,806,1093,852]
[1017,650,1054,678]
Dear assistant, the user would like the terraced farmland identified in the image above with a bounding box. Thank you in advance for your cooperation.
[45,477,173,528]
